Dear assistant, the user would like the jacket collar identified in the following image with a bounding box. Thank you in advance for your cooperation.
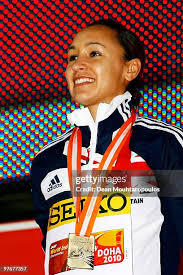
[67,91,132,127]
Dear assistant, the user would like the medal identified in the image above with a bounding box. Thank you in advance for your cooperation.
[67,234,95,270]
[67,111,136,270]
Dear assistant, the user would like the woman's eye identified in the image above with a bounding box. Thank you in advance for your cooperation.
[69,55,78,61]
[90,51,101,57]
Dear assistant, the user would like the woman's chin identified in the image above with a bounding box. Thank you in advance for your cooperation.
[72,94,96,107]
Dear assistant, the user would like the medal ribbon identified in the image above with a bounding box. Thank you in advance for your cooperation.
[67,112,135,237]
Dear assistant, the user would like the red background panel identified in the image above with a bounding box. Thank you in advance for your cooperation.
[0,228,44,274]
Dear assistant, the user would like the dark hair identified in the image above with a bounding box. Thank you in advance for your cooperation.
[88,19,145,108]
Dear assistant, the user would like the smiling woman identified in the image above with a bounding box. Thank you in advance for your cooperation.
[65,23,141,119]
[31,19,183,275]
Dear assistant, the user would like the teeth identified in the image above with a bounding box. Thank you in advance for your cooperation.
[75,78,94,84]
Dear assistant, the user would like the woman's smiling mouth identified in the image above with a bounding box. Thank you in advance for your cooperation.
[74,77,95,87]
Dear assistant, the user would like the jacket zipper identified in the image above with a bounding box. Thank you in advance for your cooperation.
[88,122,98,170]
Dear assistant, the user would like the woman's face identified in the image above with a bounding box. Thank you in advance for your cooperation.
[65,25,129,108]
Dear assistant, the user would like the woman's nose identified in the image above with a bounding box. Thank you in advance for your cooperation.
[72,59,87,71]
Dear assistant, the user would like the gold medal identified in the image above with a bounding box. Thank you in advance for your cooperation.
[67,234,95,270]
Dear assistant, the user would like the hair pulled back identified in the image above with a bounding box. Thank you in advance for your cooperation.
[88,19,145,108]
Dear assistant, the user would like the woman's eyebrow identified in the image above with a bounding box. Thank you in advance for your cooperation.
[68,42,106,50]
[86,42,106,47]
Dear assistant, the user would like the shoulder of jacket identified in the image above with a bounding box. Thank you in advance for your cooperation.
[34,127,73,159]
[133,116,183,148]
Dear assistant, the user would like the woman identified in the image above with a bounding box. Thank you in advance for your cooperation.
[31,19,183,275]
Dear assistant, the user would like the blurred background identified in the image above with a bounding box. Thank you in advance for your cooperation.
[0,0,182,274]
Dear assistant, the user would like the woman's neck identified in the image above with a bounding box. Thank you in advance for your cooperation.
[88,104,99,122]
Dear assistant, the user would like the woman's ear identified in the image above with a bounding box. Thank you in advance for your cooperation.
[125,58,141,81]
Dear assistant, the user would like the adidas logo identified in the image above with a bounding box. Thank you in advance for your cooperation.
[47,175,63,192]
